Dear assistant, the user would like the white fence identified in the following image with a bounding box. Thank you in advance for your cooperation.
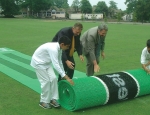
[69,13,103,20]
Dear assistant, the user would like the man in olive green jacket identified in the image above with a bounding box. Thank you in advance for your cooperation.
[80,23,108,76]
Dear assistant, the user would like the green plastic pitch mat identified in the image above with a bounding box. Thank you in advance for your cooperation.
[1,48,150,111]
[0,48,86,94]
[58,67,150,111]
[59,70,150,111]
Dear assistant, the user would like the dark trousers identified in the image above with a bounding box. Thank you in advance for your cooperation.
[58,56,75,81]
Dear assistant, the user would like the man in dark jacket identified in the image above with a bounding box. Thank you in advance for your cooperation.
[52,22,84,81]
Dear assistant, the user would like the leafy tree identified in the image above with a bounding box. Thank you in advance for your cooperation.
[104,12,107,23]
[108,0,118,18]
[15,0,25,5]
[81,13,85,21]
[80,0,92,13]
[0,0,20,17]
[65,12,69,18]
[91,12,96,22]
[53,0,63,8]
[71,0,80,13]
[132,11,137,24]
[61,0,69,19]
[21,0,34,16]
[117,12,121,23]
[125,0,150,22]
[125,0,137,14]
[33,0,52,13]
[108,7,114,18]
[21,0,52,16]
[109,0,117,9]
[53,0,69,8]
[94,1,108,16]
[135,0,150,22]
[61,0,69,9]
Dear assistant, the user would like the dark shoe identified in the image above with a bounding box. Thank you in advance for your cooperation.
[39,102,51,109]
[50,99,60,108]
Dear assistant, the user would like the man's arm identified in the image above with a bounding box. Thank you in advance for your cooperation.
[87,36,100,73]
[142,62,150,73]
[93,60,100,73]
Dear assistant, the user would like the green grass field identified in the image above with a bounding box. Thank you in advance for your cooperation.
[1,18,150,115]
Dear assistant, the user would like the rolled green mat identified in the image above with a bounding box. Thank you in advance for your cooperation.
[58,77,107,111]
[58,69,150,111]
[126,69,150,96]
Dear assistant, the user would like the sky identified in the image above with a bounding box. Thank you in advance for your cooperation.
[68,0,127,10]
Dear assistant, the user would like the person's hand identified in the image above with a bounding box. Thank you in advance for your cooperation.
[66,60,74,69]
[147,61,150,66]
[64,75,74,85]
[94,64,100,73]
[79,55,84,62]
[66,78,74,85]
[147,69,150,75]
[101,52,105,60]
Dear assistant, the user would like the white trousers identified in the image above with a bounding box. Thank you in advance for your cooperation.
[35,66,59,103]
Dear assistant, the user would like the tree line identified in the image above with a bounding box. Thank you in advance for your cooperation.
[0,0,150,22]
[125,0,150,22]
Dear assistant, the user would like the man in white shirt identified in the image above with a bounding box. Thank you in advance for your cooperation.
[31,36,74,109]
[141,39,150,74]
